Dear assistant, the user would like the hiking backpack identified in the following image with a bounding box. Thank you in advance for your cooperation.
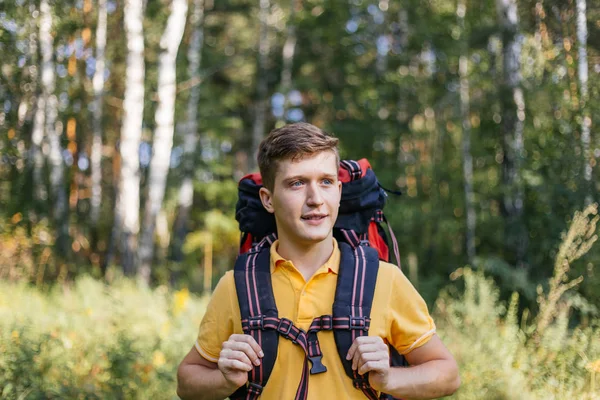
[231,159,406,400]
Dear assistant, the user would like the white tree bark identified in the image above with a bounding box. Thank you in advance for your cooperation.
[91,0,107,226]
[118,0,145,275]
[138,0,189,283]
[497,0,526,268]
[458,0,476,263]
[171,0,205,264]
[40,0,69,253]
[249,0,270,172]
[30,1,46,204]
[576,0,592,204]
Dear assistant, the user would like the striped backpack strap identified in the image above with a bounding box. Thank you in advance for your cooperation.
[231,234,279,400]
[332,239,381,400]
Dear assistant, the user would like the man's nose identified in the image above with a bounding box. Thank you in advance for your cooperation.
[306,182,324,206]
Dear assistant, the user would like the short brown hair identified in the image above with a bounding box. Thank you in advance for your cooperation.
[257,122,339,190]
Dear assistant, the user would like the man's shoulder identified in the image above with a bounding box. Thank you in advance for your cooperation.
[376,259,405,280]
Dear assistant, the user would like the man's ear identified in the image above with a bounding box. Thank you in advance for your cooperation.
[259,187,275,214]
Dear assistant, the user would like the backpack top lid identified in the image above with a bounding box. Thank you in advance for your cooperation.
[235,158,387,246]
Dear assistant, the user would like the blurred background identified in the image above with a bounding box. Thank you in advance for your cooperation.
[1,0,600,398]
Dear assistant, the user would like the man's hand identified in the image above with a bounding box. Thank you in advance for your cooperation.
[346,336,391,393]
[218,334,264,390]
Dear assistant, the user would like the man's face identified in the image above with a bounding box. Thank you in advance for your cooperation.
[260,151,342,246]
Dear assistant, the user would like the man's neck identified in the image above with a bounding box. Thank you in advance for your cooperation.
[276,235,334,281]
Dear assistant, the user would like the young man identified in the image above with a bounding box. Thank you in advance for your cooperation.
[177,123,460,399]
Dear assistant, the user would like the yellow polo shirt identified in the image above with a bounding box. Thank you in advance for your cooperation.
[195,239,436,399]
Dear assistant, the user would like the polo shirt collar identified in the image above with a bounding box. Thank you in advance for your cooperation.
[270,238,340,275]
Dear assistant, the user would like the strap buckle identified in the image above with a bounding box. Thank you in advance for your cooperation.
[247,315,264,330]
[349,316,369,331]
[308,355,328,374]
[247,381,264,395]
[276,317,294,336]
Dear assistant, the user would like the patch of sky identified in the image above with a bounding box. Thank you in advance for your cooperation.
[346,19,358,34]
[63,149,74,167]
[288,90,302,106]
[78,153,89,171]
[221,140,232,153]
[286,108,304,122]
[4,100,11,113]
[18,56,26,68]
[57,64,68,78]
[376,35,390,56]
[170,145,183,169]
[139,142,151,168]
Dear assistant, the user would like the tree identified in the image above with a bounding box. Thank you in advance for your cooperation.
[171,0,206,266]
[249,0,270,172]
[138,0,189,283]
[458,0,476,263]
[116,0,145,275]
[40,0,69,255]
[576,0,592,205]
[90,0,107,227]
[497,0,527,268]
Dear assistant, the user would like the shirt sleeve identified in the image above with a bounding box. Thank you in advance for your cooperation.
[385,264,436,355]
[195,271,240,362]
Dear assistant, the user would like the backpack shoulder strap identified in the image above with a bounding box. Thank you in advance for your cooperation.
[231,235,279,400]
[333,239,381,400]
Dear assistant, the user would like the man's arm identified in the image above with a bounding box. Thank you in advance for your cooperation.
[177,335,264,400]
[348,334,460,400]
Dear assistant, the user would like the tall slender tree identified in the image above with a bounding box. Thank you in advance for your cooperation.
[497,0,527,268]
[40,0,69,254]
[576,0,592,204]
[458,0,476,263]
[249,0,270,172]
[277,0,297,125]
[117,0,145,275]
[90,0,107,227]
[171,0,206,265]
[138,0,189,283]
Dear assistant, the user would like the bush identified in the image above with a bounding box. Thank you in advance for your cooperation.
[0,277,209,399]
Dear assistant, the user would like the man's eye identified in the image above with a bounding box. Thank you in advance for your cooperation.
[291,181,303,187]
[323,179,333,185]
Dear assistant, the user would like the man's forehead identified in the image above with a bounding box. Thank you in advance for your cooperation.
[276,152,338,178]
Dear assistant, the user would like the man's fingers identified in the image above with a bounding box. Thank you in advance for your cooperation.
[219,358,253,372]
[220,348,255,367]
[223,341,262,366]
[358,360,388,375]
[229,334,265,358]
[347,336,385,360]
[352,347,385,370]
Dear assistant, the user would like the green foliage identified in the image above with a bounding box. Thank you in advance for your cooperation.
[0,277,208,399]
[436,267,600,399]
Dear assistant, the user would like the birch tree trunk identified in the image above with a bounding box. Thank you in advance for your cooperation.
[497,0,527,268]
[40,0,69,254]
[576,0,592,204]
[458,0,476,263]
[276,0,297,125]
[30,0,47,205]
[249,0,270,172]
[118,0,145,276]
[138,0,188,283]
[171,0,205,265]
[91,0,107,226]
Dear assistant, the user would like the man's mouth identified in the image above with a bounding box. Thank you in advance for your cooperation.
[301,214,327,220]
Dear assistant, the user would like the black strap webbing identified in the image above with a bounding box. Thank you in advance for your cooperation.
[333,240,381,400]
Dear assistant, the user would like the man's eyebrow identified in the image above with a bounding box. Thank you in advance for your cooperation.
[281,173,337,183]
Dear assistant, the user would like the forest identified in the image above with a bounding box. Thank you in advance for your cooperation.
[1,0,600,398]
